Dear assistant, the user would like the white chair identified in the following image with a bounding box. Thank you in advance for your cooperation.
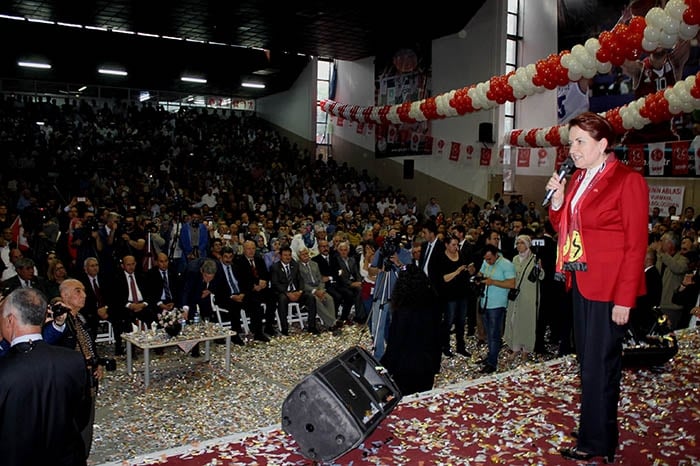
[212,294,231,330]
[287,302,308,329]
[95,319,115,344]
[239,308,251,335]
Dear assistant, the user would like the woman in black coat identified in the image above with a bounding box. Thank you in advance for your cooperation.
[380,264,442,396]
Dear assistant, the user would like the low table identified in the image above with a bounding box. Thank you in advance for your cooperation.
[122,322,236,388]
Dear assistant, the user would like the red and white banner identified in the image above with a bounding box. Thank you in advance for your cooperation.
[465,144,474,160]
[436,139,446,156]
[648,143,666,176]
[537,148,549,167]
[387,126,398,144]
[410,133,421,152]
[356,122,365,134]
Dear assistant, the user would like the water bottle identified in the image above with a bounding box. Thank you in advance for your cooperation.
[193,306,201,325]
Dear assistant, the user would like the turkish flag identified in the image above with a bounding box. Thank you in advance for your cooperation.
[10,216,29,252]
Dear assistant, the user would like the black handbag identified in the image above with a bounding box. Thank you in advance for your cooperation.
[508,256,534,301]
[507,288,520,301]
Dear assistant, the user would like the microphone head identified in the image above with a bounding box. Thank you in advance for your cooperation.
[559,157,575,174]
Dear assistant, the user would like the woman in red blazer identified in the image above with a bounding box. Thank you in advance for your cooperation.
[546,112,648,463]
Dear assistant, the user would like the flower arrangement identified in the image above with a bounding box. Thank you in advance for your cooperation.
[158,307,184,330]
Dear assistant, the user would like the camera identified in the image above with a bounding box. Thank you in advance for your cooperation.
[470,275,486,296]
[51,302,71,318]
[84,216,100,232]
[380,235,402,269]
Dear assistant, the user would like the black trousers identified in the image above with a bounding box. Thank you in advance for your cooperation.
[571,273,626,457]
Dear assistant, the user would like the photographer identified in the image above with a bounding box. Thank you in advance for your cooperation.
[368,228,411,359]
[43,278,104,460]
[69,212,103,277]
[113,213,146,271]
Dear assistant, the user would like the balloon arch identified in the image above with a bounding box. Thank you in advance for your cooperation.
[318,0,700,149]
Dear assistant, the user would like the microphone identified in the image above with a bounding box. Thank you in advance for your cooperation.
[542,157,576,207]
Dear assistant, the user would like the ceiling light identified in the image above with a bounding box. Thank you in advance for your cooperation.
[241,82,265,89]
[78,86,87,92]
[18,61,51,69]
[98,68,128,76]
[181,76,207,84]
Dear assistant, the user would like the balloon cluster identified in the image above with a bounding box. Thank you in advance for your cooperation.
[508,70,700,148]
[318,0,700,147]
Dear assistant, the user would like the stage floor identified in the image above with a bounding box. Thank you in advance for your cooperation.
[91,325,700,466]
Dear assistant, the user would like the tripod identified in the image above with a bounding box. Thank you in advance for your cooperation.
[367,264,398,360]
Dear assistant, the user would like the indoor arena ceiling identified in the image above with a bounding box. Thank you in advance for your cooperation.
[0,1,487,100]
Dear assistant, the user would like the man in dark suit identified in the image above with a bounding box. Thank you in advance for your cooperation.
[1,257,50,296]
[0,287,91,466]
[144,252,180,327]
[631,248,663,339]
[108,254,154,354]
[270,245,316,335]
[312,238,343,320]
[334,240,365,323]
[419,220,445,294]
[178,258,219,357]
[214,246,254,344]
[79,256,111,342]
[234,240,277,340]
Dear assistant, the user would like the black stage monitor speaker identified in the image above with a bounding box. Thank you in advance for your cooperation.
[281,346,402,463]
[479,122,494,143]
[403,159,414,179]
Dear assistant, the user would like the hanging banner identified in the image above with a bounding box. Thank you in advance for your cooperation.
[449,142,461,161]
[670,141,689,176]
[465,144,474,160]
[627,144,646,173]
[480,147,492,166]
[517,148,531,167]
[436,139,446,156]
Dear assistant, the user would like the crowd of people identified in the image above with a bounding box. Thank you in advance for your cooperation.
[0,95,699,464]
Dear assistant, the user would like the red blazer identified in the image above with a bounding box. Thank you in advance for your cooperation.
[549,157,648,307]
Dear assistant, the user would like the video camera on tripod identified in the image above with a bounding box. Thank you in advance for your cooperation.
[379,235,404,271]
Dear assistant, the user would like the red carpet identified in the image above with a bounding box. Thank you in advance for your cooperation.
[103,330,700,465]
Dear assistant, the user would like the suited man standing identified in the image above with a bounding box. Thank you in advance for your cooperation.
[270,245,316,335]
[298,246,341,332]
[419,220,445,294]
[80,257,111,342]
[108,255,154,354]
[178,258,219,357]
[0,287,91,466]
[234,240,277,340]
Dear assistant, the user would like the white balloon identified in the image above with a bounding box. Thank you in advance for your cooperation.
[665,0,686,21]
[679,23,700,41]
[536,130,547,147]
[659,31,678,48]
[641,38,660,52]
[408,101,424,121]
[663,17,680,35]
[386,106,401,124]
[584,38,601,55]
[558,126,569,145]
[568,70,583,82]
[645,8,667,29]
[560,54,573,68]
[582,66,597,79]
[597,61,613,74]
[370,107,381,124]
[644,26,661,43]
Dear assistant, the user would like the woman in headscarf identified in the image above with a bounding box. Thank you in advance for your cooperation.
[504,234,543,362]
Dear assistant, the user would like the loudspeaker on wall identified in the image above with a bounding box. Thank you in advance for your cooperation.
[403,159,414,179]
[478,122,494,143]
[281,346,402,462]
